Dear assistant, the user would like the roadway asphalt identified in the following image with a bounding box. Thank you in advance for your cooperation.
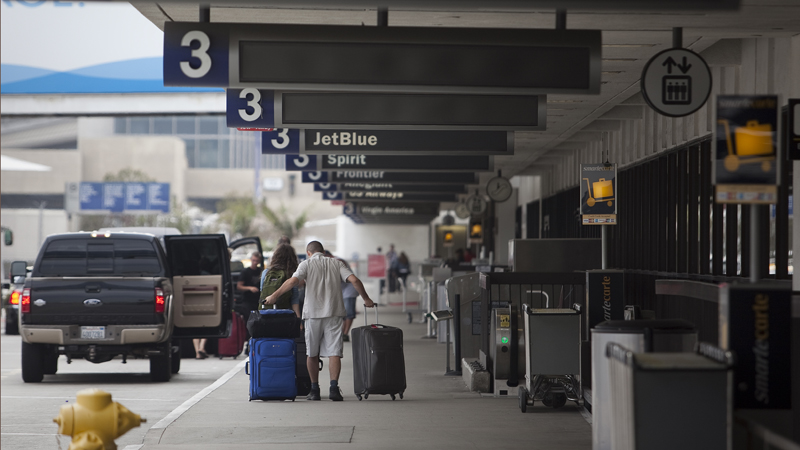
[123,303,592,450]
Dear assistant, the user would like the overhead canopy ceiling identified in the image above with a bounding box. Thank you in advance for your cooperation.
[131,0,800,182]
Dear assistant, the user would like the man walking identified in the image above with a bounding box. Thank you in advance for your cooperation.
[264,241,375,401]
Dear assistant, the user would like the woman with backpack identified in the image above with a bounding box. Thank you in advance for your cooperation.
[260,244,300,313]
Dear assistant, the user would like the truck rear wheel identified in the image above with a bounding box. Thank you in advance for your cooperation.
[150,345,172,382]
[22,342,44,383]
[170,344,181,374]
[43,352,58,375]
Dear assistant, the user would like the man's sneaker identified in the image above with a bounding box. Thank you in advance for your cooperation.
[307,388,321,401]
[342,334,350,342]
[329,387,344,401]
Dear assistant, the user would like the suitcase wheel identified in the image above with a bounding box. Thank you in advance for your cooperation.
[357,394,363,401]
[364,393,369,400]
[399,392,404,400]
[391,394,396,401]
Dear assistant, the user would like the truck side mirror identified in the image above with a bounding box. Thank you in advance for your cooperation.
[2,228,12,246]
[10,261,27,278]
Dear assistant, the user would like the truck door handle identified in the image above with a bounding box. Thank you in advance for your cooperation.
[85,285,101,293]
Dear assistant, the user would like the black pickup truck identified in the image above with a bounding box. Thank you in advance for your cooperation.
[14,231,260,382]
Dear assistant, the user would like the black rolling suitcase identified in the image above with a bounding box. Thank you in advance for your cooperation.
[295,334,323,396]
[351,306,406,401]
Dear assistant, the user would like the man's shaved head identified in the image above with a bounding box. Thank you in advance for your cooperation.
[306,241,324,254]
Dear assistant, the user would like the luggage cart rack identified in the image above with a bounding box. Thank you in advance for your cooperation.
[517,303,582,413]
[519,374,581,411]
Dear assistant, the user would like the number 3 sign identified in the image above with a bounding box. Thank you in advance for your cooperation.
[226,88,276,129]
[164,23,229,86]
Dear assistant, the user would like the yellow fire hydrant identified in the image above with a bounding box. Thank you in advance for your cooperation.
[53,389,146,450]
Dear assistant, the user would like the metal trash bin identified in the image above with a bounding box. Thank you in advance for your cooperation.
[606,342,733,450]
[518,304,582,411]
[591,320,697,450]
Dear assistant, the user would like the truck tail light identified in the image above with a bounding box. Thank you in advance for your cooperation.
[155,288,165,314]
[9,290,20,305]
[21,288,31,314]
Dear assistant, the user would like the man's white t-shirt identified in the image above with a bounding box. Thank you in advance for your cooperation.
[292,252,354,319]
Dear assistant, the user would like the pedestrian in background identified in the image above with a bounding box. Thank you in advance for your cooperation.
[386,244,398,292]
[264,241,375,401]
[393,252,411,289]
[235,251,263,318]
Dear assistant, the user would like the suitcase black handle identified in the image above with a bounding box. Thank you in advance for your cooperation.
[245,361,249,375]
[363,303,379,326]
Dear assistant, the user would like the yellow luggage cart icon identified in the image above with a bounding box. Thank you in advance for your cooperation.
[583,177,614,207]
[718,119,774,172]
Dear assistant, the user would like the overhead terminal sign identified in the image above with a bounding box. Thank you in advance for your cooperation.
[344,202,440,217]
[344,192,458,202]
[714,95,779,204]
[301,171,478,185]
[641,48,712,118]
[344,202,439,225]
[227,88,542,131]
[314,182,467,194]
[285,154,493,172]
[227,89,519,146]
[165,23,600,95]
[322,191,343,201]
[276,91,545,130]
[338,183,467,194]
[303,129,511,155]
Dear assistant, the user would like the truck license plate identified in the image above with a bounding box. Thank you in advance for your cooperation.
[80,326,105,339]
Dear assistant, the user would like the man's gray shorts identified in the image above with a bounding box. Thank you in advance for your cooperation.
[305,317,344,358]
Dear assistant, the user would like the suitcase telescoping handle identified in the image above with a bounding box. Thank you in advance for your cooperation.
[364,303,379,326]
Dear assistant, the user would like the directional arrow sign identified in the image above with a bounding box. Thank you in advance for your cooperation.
[641,48,712,118]
[285,154,492,172]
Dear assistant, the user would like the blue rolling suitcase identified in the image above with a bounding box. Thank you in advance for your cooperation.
[246,338,298,401]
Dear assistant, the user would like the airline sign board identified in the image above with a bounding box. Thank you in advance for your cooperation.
[285,154,492,172]
[164,23,600,95]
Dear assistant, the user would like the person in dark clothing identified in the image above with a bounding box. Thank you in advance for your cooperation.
[235,251,263,317]
[393,252,411,288]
